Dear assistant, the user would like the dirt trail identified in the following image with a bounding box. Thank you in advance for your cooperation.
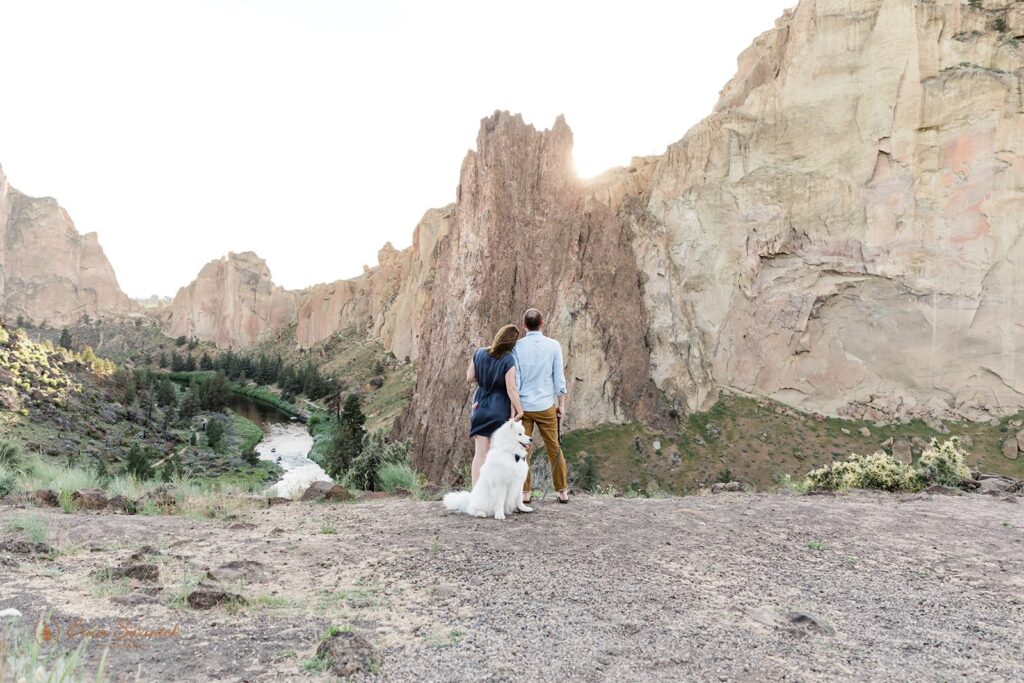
[2,491,1023,682]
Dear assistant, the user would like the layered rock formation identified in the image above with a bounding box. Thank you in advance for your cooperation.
[163,252,298,349]
[0,165,135,326]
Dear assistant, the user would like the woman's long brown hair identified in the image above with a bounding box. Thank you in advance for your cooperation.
[488,324,520,358]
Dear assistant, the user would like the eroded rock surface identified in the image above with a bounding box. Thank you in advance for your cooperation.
[0,165,135,325]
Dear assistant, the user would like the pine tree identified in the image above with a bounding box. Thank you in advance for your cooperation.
[157,378,177,407]
[199,352,214,371]
[184,352,196,372]
[58,328,73,350]
[158,351,169,369]
[124,443,153,479]
[324,394,366,478]
[206,418,225,450]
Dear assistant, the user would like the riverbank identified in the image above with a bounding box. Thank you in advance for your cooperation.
[1,490,1021,681]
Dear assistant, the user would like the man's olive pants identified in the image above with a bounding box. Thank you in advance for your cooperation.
[521,405,568,493]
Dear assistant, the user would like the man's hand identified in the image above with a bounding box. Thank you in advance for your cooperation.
[512,409,524,421]
[556,400,566,418]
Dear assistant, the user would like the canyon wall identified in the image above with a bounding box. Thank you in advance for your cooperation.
[161,0,1024,480]
[163,252,298,349]
[0,165,135,326]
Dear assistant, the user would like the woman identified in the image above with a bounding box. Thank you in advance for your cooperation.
[466,324,524,486]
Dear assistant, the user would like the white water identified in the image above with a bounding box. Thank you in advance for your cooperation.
[256,423,332,498]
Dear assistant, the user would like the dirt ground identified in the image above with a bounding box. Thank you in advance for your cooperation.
[2,490,1023,682]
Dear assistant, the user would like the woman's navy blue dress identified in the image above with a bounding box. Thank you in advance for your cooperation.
[469,347,514,438]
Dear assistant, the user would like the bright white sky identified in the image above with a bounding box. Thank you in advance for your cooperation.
[0,0,794,297]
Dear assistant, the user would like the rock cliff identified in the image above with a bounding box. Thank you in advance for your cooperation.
[160,0,1024,481]
[0,165,135,326]
[163,252,298,349]
[401,0,1024,476]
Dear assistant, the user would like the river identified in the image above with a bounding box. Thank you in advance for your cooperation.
[225,394,332,498]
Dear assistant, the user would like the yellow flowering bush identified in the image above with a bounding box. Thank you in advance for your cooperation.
[804,451,922,492]
[917,436,971,487]
[803,437,974,492]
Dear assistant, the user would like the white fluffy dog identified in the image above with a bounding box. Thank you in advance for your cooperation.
[444,419,534,520]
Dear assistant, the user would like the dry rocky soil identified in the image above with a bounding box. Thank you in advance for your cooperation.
[2,490,1023,682]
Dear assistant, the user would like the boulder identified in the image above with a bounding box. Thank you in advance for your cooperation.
[315,631,382,677]
[300,481,351,502]
[978,477,1018,494]
[858,427,871,438]
[107,495,135,514]
[34,490,58,507]
[136,484,177,509]
[711,482,743,494]
[1001,438,1019,461]
[892,441,913,464]
[1017,431,1024,453]
[72,489,108,510]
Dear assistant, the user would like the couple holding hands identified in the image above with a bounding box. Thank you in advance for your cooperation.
[466,308,570,504]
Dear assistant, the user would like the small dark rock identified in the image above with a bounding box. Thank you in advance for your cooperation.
[316,631,381,677]
[392,487,413,497]
[711,482,743,494]
[186,588,246,610]
[266,497,292,507]
[92,564,159,582]
[128,545,161,562]
[0,539,54,555]
[787,611,835,636]
[227,522,257,530]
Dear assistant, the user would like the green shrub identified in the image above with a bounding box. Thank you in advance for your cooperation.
[378,461,417,493]
[804,451,922,492]
[346,431,410,491]
[7,514,50,545]
[0,463,16,498]
[0,437,23,465]
[918,436,971,487]
[17,455,102,495]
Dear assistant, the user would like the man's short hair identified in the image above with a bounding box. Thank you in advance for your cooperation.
[524,309,543,331]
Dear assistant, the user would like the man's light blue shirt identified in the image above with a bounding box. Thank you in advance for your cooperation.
[513,331,567,412]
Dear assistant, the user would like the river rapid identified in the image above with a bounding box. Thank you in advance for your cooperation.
[226,394,332,498]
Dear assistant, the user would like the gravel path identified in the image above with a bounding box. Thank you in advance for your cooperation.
[1,491,1022,682]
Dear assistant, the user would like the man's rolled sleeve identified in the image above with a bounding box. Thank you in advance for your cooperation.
[552,341,567,397]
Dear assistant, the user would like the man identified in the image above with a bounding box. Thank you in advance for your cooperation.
[513,308,570,504]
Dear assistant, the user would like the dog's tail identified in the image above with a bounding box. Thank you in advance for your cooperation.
[442,490,471,513]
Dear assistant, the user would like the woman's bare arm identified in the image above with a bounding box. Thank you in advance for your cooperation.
[505,366,523,420]
[466,356,476,386]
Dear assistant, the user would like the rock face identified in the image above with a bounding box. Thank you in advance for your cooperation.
[640,0,1024,427]
[164,252,298,348]
[0,165,135,325]
[396,113,662,481]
